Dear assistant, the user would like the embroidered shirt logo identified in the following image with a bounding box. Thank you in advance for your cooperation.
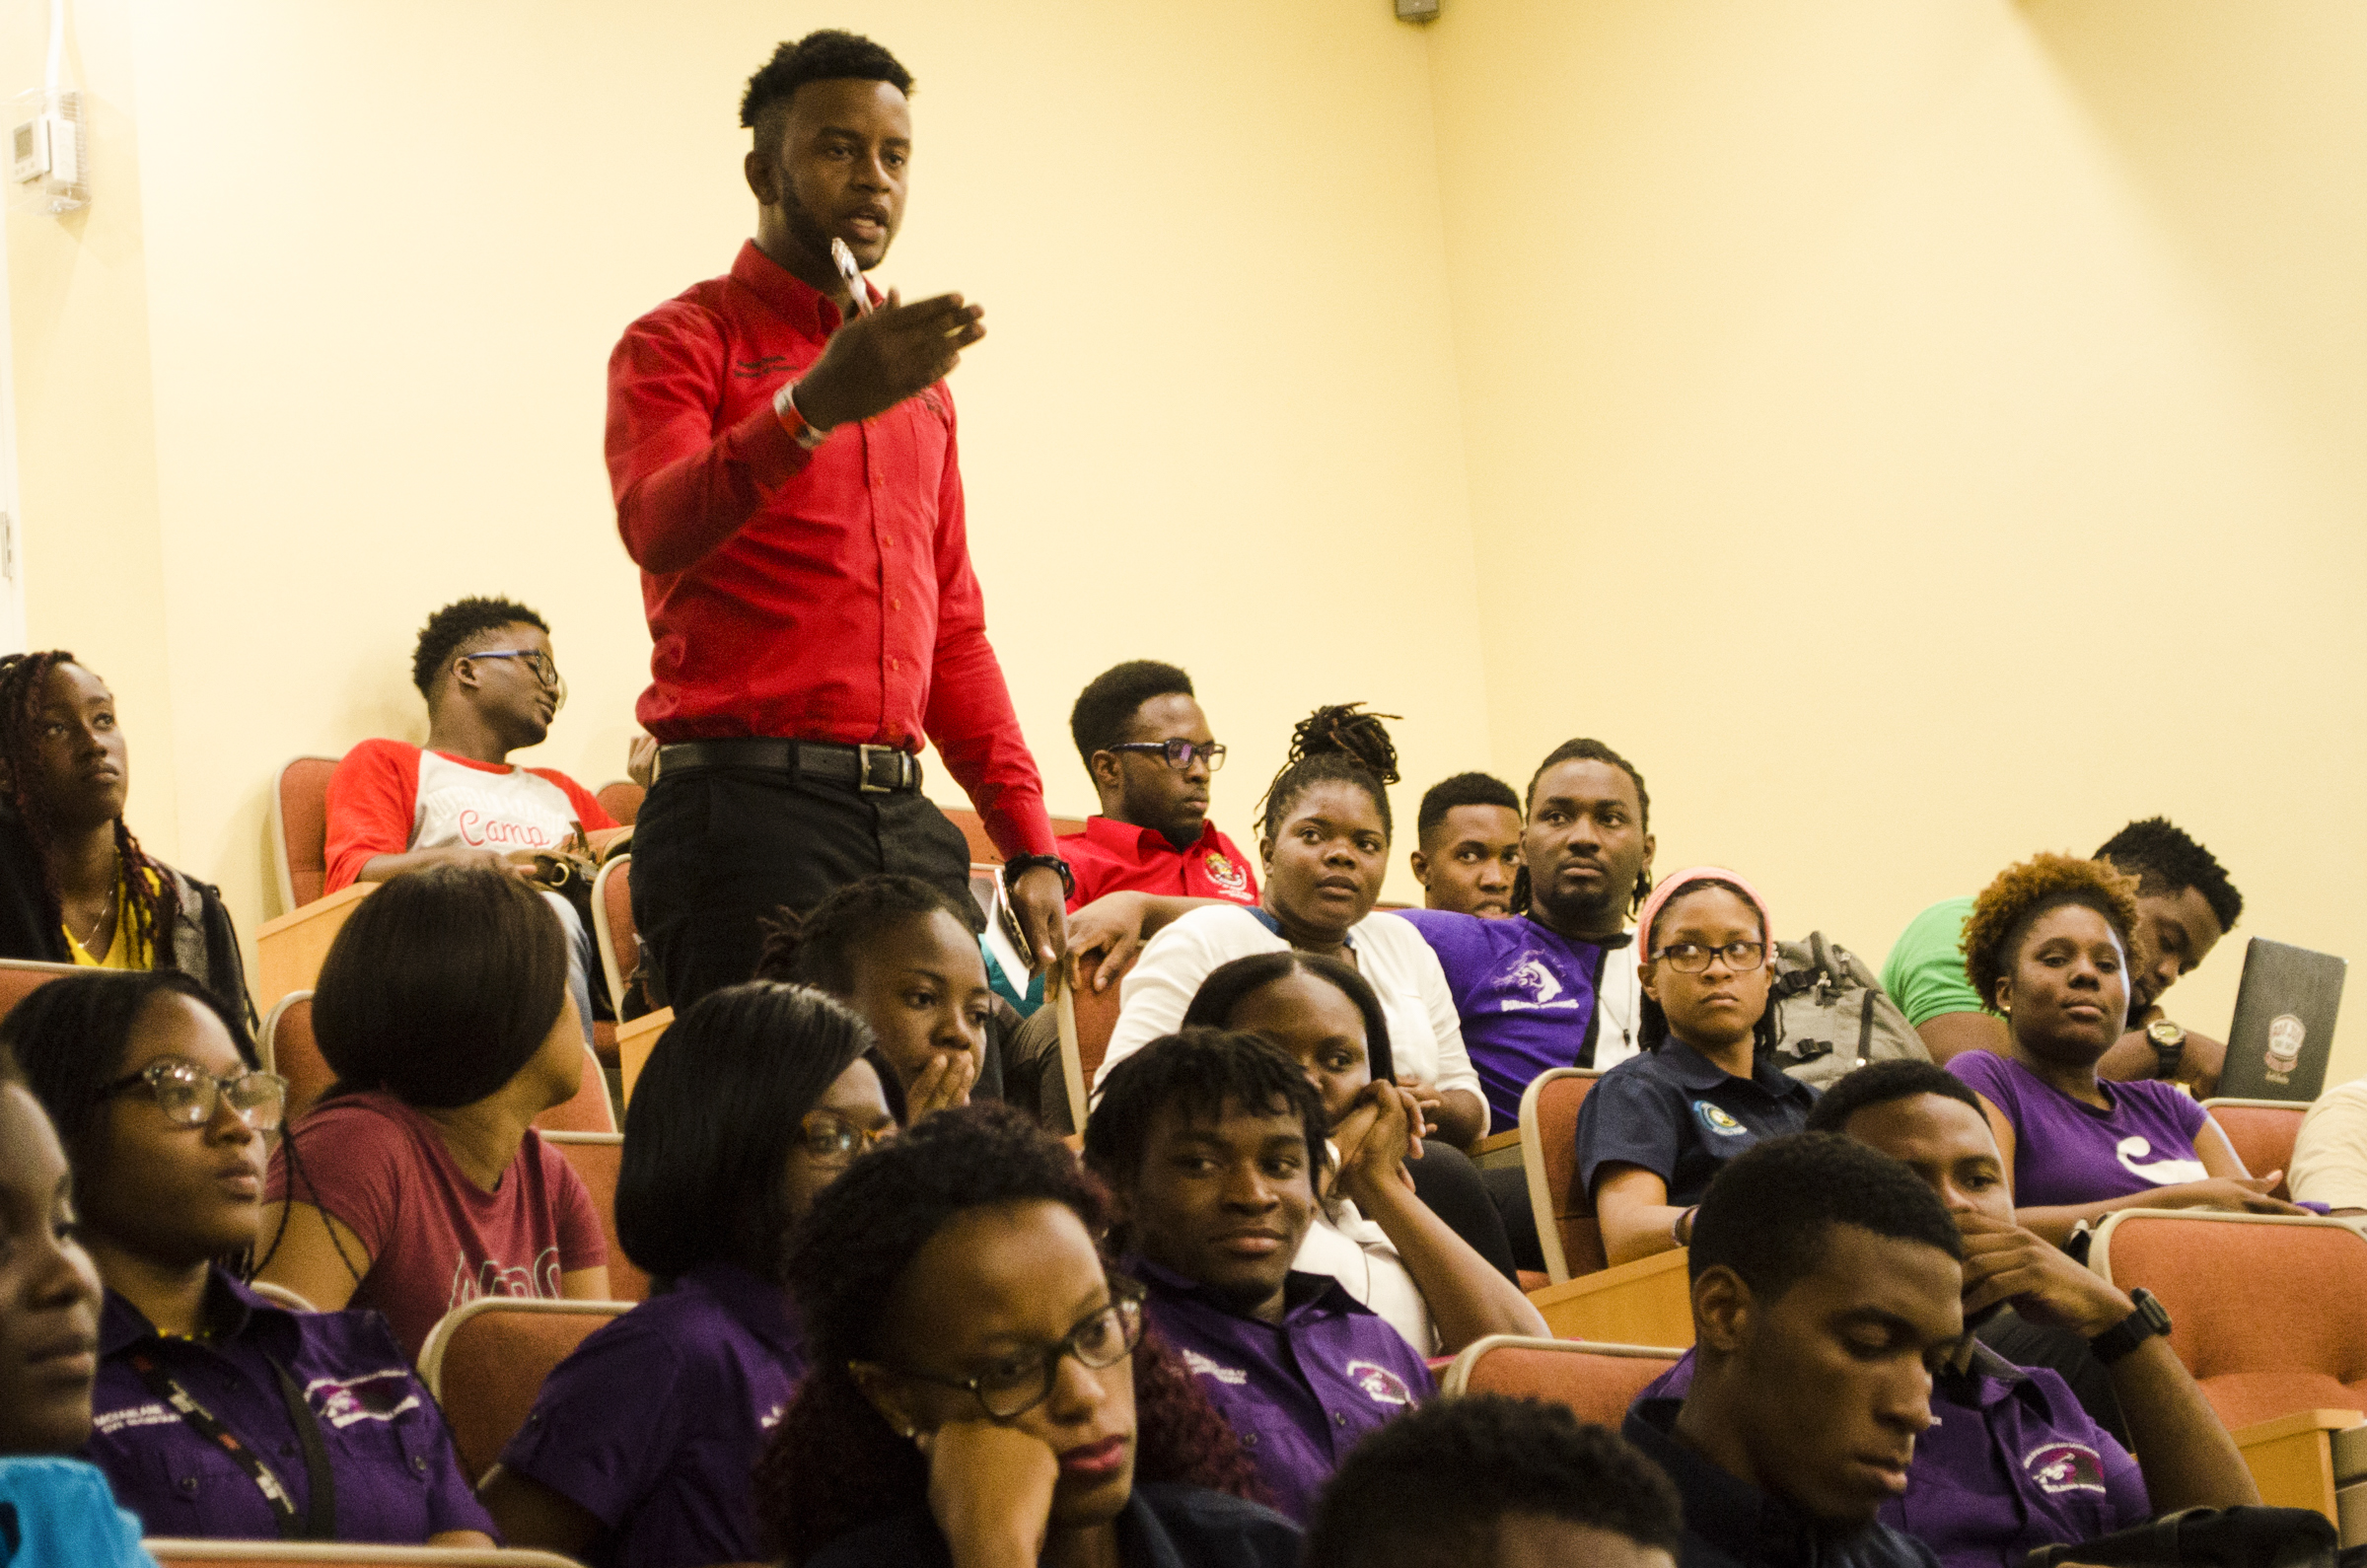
[733,355,795,379]
[1692,1101,1748,1138]
[1344,1360,1413,1406]
[1183,1348,1248,1386]
[308,1368,421,1428]
[2115,1137,2207,1186]
[93,1401,181,1436]
[2024,1441,2108,1495]
[1203,851,1252,900]
[1496,952,1577,1014]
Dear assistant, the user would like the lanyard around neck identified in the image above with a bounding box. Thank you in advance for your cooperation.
[128,1346,337,1540]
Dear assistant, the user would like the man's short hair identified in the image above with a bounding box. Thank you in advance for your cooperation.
[2095,817,2243,934]
[1069,661,1194,767]
[1415,772,1521,842]
[740,31,915,149]
[1803,1059,1986,1136]
[1083,1029,1327,1193]
[1303,1393,1683,1568]
[411,597,548,699]
[1689,1133,1962,1302]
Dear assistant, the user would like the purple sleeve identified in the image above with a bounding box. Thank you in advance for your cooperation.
[499,1314,684,1528]
[1390,911,1478,1010]
[1946,1049,2015,1119]
[2167,1084,2212,1144]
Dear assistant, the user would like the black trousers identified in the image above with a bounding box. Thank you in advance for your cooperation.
[1407,1141,1520,1282]
[629,765,978,1011]
[1483,1163,1548,1274]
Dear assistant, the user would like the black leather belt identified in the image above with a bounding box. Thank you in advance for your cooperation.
[656,738,921,793]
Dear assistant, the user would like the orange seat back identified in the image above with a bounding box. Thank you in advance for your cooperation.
[271,756,339,910]
[534,1044,617,1134]
[593,855,637,1015]
[0,958,78,1024]
[1442,1334,1679,1426]
[2092,1210,2367,1431]
[2204,1100,2306,1200]
[264,992,333,1120]
[543,1132,647,1303]
[943,806,1089,866]
[1520,1069,1606,1281]
[1072,951,1124,1088]
[594,779,643,827]
[420,1299,627,1482]
[146,1542,582,1566]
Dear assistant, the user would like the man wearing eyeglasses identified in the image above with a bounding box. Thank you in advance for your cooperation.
[324,596,623,1043]
[1060,662,1259,989]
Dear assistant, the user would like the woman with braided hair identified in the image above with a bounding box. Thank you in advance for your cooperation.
[0,652,251,1033]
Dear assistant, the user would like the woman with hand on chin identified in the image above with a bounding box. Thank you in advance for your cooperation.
[753,1104,1295,1568]
[1577,867,1819,1267]
[5,970,492,1544]
[1947,854,2307,1247]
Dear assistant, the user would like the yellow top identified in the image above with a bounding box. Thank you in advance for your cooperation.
[65,862,164,970]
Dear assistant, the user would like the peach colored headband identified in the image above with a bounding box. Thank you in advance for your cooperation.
[1635,866,1773,960]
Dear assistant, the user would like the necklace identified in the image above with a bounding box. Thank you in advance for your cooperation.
[68,877,118,958]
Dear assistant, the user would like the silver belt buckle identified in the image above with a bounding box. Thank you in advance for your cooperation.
[857,744,901,793]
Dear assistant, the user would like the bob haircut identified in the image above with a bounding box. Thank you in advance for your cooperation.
[1179,950,1396,1087]
[616,981,903,1286]
[312,864,569,1108]
[2,969,255,1152]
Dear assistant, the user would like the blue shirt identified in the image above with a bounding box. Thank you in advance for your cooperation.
[87,1270,490,1543]
[1396,910,1608,1126]
[0,1458,153,1568]
[1576,1040,1818,1206]
[500,1260,809,1568]
[808,1482,1299,1568]
[1622,1395,1943,1568]
[1133,1260,1435,1523]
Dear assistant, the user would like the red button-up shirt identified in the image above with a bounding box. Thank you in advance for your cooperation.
[606,241,1054,860]
[1058,816,1262,912]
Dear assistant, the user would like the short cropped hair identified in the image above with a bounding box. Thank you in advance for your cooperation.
[1070,661,1194,766]
[1304,1393,1683,1568]
[2096,817,2243,934]
[1415,772,1520,842]
[411,597,547,699]
[1180,951,1397,1086]
[754,875,981,993]
[1084,1030,1329,1195]
[311,864,569,1108]
[617,981,895,1286]
[740,30,914,148]
[1961,853,2141,1014]
[1689,1133,1962,1302]
[1803,1058,1985,1136]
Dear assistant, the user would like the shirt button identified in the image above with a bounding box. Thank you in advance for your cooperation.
[413,1455,428,1473]
[1240,1432,1257,1447]
[179,1477,198,1494]
[1333,1413,1349,1427]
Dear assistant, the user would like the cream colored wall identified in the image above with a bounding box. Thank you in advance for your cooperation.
[7,0,1488,953]
[1425,0,2367,1082]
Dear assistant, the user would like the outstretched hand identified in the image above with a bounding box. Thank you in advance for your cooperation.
[793,290,986,431]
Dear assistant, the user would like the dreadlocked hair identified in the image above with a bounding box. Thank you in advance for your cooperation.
[1513,737,1652,917]
[753,1105,1263,1562]
[1256,703,1401,844]
[0,653,180,973]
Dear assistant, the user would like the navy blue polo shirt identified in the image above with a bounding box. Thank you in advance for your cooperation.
[1623,1396,1941,1568]
[808,1483,1299,1568]
[1575,1039,1818,1206]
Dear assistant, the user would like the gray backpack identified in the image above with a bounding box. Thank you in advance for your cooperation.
[1767,932,1928,1093]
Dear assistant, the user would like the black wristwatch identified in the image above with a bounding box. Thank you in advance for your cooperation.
[1002,854,1074,901]
[2145,1020,2188,1080]
[2088,1287,2173,1365]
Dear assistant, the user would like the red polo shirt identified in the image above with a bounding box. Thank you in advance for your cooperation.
[1058,817,1261,912]
[605,241,1054,860]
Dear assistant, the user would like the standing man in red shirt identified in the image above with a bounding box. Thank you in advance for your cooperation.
[606,31,1068,1008]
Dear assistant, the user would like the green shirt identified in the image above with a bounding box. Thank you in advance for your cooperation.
[1881,896,1985,1026]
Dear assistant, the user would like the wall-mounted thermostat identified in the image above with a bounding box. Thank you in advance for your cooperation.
[9,90,85,212]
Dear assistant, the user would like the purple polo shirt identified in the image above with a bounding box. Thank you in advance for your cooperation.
[87,1270,490,1543]
[1132,1259,1434,1522]
[499,1260,807,1568]
[1395,911,1607,1127]
[1948,1052,2211,1209]
[1640,1345,2147,1568]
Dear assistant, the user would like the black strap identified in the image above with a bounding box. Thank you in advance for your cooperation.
[128,1348,336,1540]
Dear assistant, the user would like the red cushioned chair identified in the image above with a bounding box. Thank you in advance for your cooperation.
[2203,1099,2307,1201]
[542,1131,647,1303]
[419,1298,630,1484]
[592,854,636,1016]
[594,779,643,828]
[1439,1334,1681,1425]
[269,756,341,911]
[1519,1068,1607,1284]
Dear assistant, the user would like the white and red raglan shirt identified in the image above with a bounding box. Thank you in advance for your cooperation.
[323,741,617,894]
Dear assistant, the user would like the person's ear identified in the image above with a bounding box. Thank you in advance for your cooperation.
[1691,1264,1752,1355]
[745,145,781,207]
[1639,960,1661,1006]
[848,1363,925,1440]
[1089,750,1123,797]
[1407,849,1430,887]
[1639,832,1657,886]
[1257,835,1274,873]
[1992,974,2014,1016]
[451,657,483,697]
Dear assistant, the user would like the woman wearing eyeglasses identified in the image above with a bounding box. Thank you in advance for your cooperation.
[1,969,495,1545]
[754,1104,1298,1568]
[480,982,900,1567]
[1576,867,1819,1266]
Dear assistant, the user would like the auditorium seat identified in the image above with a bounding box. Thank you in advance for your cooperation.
[2091,1209,2367,1432]
[542,1131,647,1303]
[0,957,77,1023]
[2203,1098,2307,1201]
[145,1543,581,1567]
[420,1297,631,1482]
[1072,951,1122,1090]
[1438,1334,1680,1426]
[595,778,644,827]
[942,806,1089,864]
[592,853,636,1015]
[535,1044,617,1134]
[268,755,340,911]
[247,1281,317,1313]
[1519,1067,1606,1283]
[262,991,331,1120]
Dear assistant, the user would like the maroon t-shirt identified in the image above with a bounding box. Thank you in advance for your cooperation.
[267,1093,607,1361]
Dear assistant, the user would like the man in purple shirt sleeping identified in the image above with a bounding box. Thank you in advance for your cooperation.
[1084,1031,1435,1522]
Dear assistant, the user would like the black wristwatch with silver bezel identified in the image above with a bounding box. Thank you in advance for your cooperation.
[2145,1019,2188,1080]
[2088,1287,2173,1365]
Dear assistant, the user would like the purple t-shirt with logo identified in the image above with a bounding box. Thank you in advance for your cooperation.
[87,1271,490,1543]
[1395,910,1608,1127]
[499,1260,809,1568]
[1134,1261,1434,1522]
[1641,1344,2146,1568]
[1948,1052,2212,1210]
